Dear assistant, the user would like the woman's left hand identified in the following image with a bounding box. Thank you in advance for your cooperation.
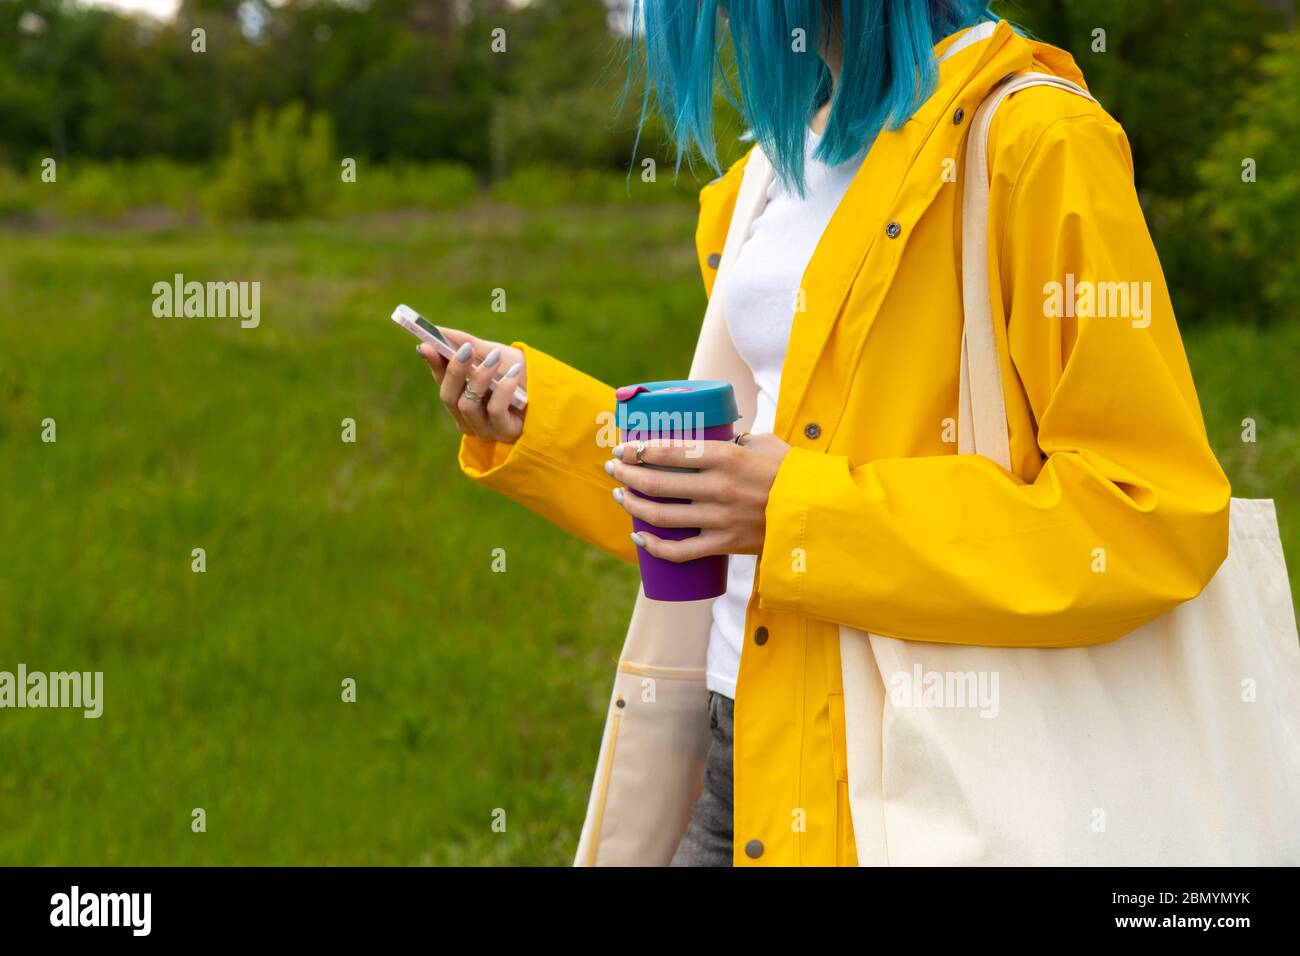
[607,434,792,561]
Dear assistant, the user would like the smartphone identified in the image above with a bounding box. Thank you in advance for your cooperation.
[391,304,528,411]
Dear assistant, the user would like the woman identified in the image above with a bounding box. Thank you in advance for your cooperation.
[416,2,1230,866]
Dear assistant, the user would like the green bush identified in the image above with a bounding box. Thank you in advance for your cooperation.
[0,159,205,221]
[204,103,338,223]
[0,165,39,222]
[1194,32,1300,320]
[333,162,479,214]
[119,159,205,213]
[58,164,131,219]
[489,164,701,208]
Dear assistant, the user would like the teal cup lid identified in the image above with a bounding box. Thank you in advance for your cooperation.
[616,380,739,433]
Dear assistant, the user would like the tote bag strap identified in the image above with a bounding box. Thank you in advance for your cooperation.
[959,72,1097,468]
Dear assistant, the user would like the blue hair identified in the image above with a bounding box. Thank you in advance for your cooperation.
[630,1,999,194]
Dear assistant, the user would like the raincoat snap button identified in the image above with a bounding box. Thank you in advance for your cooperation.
[886,221,902,238]
[754,626,769,646]
[707,252,722,268]
[745,839,764,859]
[615,698,625,709]
[803,422,821,440]
[953,106,965,124]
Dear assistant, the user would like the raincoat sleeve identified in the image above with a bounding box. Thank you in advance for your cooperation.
[458,343,636,564]
[757,111,1232,647]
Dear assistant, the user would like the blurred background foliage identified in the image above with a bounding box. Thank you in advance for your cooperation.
[0,0,1296,318]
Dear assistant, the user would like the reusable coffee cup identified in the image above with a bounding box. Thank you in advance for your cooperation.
[615,379,739,602]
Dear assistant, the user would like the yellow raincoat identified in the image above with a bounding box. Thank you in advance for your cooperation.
[457,21,1231,866]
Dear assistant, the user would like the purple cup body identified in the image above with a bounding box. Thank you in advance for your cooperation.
[622,423,734,601]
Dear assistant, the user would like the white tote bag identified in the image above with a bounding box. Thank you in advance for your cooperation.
[839,73,1300,866]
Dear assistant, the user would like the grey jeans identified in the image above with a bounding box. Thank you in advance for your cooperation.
[670,690,734,867]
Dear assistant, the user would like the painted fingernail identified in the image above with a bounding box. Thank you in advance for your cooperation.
[482,347,502,368]
[505,362,523,378]
[612,445,624,459]
[455,342,472,362]
[630,532,647,548]
[604,460,615,476]
[612,487,624,504]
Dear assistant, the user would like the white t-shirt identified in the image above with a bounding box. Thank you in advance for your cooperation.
[706,127,866,698]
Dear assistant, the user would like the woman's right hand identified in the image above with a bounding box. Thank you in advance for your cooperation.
[417,327,527,444]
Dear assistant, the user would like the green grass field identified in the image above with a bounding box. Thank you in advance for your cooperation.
[1,205,1296,865]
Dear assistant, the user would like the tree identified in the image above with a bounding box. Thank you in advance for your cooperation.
[1195,31,1300,318]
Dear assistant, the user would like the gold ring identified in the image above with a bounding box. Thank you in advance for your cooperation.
[634,440,648,464]
[733,432,751,446]
[463,384,485,403]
